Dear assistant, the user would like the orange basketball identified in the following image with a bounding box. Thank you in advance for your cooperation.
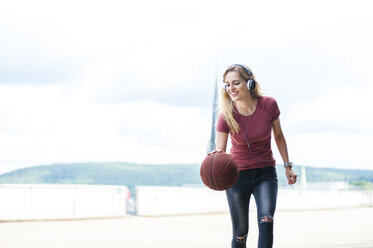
[200,152,239,191]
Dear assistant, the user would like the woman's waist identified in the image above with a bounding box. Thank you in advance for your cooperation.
[230,150,276,169]
[230,146,273,159]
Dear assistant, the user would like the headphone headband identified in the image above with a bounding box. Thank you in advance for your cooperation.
[232,64,253,77]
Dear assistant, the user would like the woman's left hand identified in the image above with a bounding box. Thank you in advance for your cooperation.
[285,168,297,185]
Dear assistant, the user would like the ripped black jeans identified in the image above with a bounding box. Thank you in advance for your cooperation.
[226,166,278,248]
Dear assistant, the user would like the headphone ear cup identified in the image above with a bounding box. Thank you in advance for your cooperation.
[248,79,256,91]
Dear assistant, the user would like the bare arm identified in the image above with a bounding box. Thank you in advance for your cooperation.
[272,118,297,184]
[272,118,289,163]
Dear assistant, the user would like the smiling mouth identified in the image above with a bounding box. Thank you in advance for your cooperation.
[230,91,238,97]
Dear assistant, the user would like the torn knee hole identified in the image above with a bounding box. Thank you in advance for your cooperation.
[260,216,273,223]
[236,235,247,241]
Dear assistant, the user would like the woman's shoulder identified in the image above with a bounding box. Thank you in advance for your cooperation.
[257,96,280,120]
[258,96,278,108]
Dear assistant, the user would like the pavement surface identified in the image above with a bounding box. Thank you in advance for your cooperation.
[1,207,372,248]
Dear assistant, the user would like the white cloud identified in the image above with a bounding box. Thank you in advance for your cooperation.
[284,84,373,134]
[274,84,373,169]
[0,0,373,172]
[282,132,373,170]
[0,84,212,173]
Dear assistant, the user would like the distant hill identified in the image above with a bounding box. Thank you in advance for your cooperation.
[0,162,201,195]
[0,162,372,195]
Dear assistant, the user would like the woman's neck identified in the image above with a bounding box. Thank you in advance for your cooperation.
[234,97,257,116]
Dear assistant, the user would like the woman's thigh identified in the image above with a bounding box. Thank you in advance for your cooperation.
[253,167,278,220]
[226,170,254,233]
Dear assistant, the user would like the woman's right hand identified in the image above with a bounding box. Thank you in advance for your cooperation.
[207,149,223,156]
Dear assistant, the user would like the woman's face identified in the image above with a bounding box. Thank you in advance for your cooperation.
[224,71,250,102]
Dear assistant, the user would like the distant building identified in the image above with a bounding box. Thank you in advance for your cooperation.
[207,76,219,154]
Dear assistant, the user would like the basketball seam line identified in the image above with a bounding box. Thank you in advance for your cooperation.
[210,153,217,190]
[217,155,232,187]
[202,157,210,186]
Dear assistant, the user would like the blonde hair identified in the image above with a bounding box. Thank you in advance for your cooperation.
[220,64,263,134]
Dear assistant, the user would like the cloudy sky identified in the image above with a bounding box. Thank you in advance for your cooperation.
[0,0,372,173]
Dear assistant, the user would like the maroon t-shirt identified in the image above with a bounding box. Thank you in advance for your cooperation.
[217,96,280,170]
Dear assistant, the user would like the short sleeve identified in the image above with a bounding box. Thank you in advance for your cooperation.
[216,114,230,133]
[269,98,280,121]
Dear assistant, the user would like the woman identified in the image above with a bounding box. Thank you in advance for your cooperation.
[212,64,297,248]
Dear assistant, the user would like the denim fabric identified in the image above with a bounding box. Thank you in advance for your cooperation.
[226,166,278,248]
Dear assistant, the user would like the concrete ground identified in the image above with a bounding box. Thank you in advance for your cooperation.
[0,207,372,248]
